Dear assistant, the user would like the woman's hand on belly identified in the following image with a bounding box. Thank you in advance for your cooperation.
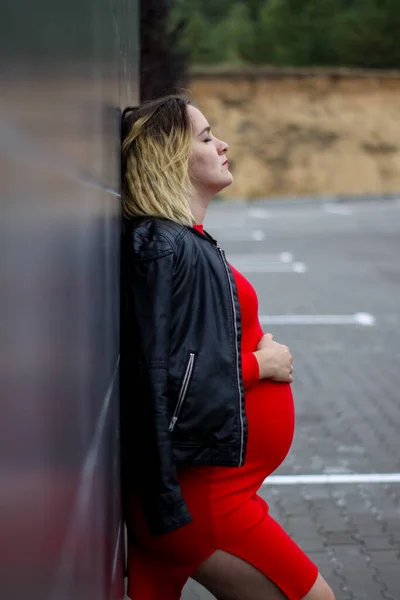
[253,333,293,383]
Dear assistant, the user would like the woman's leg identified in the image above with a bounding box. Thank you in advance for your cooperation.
[302,573,335,600]
[190,490,337,600]
[192,551,336,600]
[127,544,189,600]
[192,549,288,600]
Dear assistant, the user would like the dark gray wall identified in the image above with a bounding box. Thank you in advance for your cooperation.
[0,2,139,599]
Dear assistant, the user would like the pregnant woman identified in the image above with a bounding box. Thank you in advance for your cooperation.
[120,96,335,600]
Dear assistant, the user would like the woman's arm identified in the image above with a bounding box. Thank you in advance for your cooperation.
[241,351,260,389]
[122,250,192,536]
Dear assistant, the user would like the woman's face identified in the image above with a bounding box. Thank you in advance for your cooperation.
[187,104,233,196]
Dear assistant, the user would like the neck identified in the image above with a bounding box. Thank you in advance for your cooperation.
[190,190,213,225]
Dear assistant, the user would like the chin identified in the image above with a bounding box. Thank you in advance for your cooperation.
[208,175,233,198]
[218,174,234,192]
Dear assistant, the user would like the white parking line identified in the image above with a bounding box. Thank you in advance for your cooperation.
[228,253,294,264]
[259,313,375,326]
[292,262,307,273]
[213,229,268,242]
[263,473,400,485]
[324,203,353,215]
[248,208,271,219]
[216,231,265,242]
[228,252,306,273]
[279,252,293,263]
[237,262,307,273]
[251,229,265,241]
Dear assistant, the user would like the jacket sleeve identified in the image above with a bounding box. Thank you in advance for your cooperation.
[241,351,260,390]
[124,250,192,536]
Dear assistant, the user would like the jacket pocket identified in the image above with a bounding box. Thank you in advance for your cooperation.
[169,353,196,432]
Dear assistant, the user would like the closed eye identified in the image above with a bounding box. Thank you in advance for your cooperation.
[203,137,212,142]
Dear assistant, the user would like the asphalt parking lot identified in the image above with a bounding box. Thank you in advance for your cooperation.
[182,198,400,600]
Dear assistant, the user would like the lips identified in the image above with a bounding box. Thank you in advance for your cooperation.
[222,160,229,166]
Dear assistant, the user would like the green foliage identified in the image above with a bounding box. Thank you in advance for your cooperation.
[219,3,255,63]
[335,0,400,68]
[174,2,255,64]
[171,0,400,68]
[252,0,341,66]
[172,0,237,23]
[177,10,215,64]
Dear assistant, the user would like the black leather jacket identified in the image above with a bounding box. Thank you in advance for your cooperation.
[120,217,247,536]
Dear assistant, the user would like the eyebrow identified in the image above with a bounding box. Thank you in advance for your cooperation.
[197,126,211,137]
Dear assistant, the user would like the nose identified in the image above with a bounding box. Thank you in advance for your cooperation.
[218,139,229,154]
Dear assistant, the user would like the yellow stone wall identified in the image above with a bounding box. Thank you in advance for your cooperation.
[186,67,400,199]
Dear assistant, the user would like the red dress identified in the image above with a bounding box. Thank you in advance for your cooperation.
[127,225,318,600]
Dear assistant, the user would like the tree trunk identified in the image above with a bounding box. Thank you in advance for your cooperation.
[140,0,189,102]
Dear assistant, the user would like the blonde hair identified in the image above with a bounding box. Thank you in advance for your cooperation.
[121,96,195,226]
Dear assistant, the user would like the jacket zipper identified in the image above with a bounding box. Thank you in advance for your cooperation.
[169,352,196,432]
[217,248,245,466]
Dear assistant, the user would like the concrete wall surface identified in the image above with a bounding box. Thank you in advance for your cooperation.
[0,2,139,599]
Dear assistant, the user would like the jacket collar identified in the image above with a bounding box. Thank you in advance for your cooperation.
[187,225,218,246]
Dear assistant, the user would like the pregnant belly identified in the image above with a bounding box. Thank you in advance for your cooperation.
[176,381,295,505]
[245,380,295,474]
